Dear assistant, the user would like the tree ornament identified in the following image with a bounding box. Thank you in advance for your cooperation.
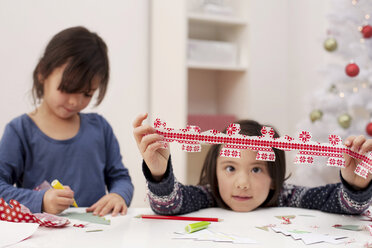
[345,63,359,77]
[323,37,337,52]
[338,113,352,129]
[310,109,323,122]
[366,122,372,136]
[361,25,372,38]
[329,84,337,93]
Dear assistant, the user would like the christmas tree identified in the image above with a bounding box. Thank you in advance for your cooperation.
[294,0,372,186]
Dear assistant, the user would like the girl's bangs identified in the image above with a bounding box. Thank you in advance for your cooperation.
[58,61,99,93]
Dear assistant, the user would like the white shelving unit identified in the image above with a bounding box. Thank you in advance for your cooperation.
[150,0,250,184]
[188,12,247,26]
[187,62,247,72]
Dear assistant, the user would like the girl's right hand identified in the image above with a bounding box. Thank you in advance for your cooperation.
[42,186,74,214]
[133,113,170,181]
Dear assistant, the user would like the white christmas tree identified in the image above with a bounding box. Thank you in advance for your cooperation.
[294,0,372,186]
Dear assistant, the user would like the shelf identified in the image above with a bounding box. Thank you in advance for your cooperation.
[188,114,237,132]
[188,12,247,27]
[187,61,247,72]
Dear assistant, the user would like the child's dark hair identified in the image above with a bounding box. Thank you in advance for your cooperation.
[32,26,109,106]
[199,119,286,209]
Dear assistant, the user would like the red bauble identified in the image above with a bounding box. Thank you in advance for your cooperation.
[366,122,372,136]
[361,25,372,38]
[345,63,359,77]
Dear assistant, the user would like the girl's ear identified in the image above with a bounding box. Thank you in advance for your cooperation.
[270,180,275,190]
[37,72,44,84]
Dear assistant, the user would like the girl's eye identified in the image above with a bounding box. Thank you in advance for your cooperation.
[84,92,93,98]
[251,167,262,173]
[225,166,235,173]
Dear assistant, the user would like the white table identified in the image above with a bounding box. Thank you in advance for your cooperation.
[8,207,371,248]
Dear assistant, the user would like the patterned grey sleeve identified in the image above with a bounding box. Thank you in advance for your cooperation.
[279,176,371,215]
[143,157,215,215]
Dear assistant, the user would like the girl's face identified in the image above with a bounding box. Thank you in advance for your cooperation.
[216,149,273,212]
[41,64,98,120]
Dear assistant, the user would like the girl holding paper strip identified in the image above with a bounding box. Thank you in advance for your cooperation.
[0,27,133,216]
[133,114,371,215]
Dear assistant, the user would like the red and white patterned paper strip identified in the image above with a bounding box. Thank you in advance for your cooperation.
[0,198,70,227]
[281,217,291,225]
[153,118,372,179]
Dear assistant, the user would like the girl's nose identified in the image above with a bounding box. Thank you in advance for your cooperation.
[235,175,250,190]
[68,94,82,107]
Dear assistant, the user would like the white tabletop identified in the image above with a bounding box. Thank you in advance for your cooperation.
[8,207,371,248]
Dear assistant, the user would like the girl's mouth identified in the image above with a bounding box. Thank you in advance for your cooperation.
[232,196,252,201]
[63,107,74,113]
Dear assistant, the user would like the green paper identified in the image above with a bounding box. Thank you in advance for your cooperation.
[60,212,110,225]
[275,215,296,219]
[86,229,103,232]
[333,225,362,231]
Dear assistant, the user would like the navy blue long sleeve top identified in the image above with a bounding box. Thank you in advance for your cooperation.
[0,113,133,213]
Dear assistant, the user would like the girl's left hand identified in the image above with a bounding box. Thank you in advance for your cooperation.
[341,135,372,190]
[86,193,127,216]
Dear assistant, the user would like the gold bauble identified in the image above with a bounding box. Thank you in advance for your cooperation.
[324,37,338,52]
[310,109,323,122]
[338,113,352,129]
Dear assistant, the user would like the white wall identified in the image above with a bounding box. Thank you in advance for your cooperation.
[0,0,149,207]
[249,0,327,179]
[286,1,329,183]
[0,0,329,207]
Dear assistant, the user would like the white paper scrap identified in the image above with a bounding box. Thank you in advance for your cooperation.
[173,229,257,244]
[0,221,39,248]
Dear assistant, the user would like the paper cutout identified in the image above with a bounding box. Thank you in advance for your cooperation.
[60,212,110,225]
[271,226,347,245]
[0,198,69,227]
[364,225,372,236]
[364,241,372,247]
[281,217,292,224]
[298,214,316,217]
[256,224,276,231]
[256,226,269,231]
[154,118,372,178]
[275,215,296,219]
[333,224,363,231]
[361,210,372,222]
[173,229,257,244]
[310,225,319,229]
[73,223,87,228]
[0,221,39,247]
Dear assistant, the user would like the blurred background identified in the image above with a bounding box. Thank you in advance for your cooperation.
[0,0,371,207]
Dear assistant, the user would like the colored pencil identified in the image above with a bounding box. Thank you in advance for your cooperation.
[135,214,223,222]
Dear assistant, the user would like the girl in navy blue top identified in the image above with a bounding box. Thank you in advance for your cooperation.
[133,114,371,215]
[0,26,133,216]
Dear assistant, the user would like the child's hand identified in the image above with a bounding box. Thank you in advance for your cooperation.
[341,135,372,190]
[86,193,127,216]
[42,186,75,214]
[133,113,170,181]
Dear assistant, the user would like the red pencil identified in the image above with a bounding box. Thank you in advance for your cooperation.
[135,214,223,222]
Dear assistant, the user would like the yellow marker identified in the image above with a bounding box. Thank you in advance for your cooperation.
[51,179,78,208]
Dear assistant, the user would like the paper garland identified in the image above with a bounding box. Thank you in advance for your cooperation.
[0,198,69,227]
[154,118,372,178]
